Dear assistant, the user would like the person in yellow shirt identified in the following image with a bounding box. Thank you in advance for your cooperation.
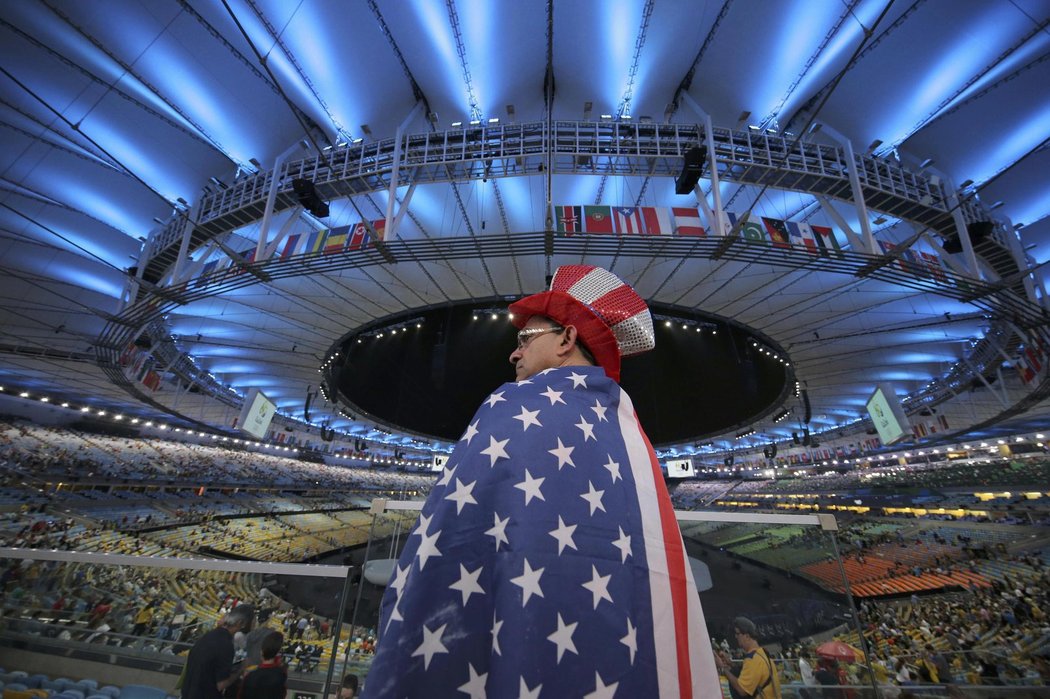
[132,600,156,636]
[715,617,781,699]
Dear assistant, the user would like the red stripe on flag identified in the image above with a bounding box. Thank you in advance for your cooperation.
[636,412,693,698]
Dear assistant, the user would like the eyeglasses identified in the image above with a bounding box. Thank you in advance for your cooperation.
[516,325,564,349]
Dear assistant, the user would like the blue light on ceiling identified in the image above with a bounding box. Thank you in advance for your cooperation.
[413,0,472,114]
[46,263,123,298]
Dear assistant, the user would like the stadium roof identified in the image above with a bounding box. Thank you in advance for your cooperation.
[1,0,1048,458]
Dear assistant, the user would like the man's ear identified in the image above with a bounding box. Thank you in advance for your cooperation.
[558,325,579,357]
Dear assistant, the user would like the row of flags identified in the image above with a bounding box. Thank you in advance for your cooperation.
[118,343,163,393]
[194,219,385,287]
[1016,338,1048,384]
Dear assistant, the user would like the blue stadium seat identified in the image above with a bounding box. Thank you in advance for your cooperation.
[59,689,85,699]
[96,687,120,698]
[116,686,167,699]
[4,684,29,692]
[76,681,98,691]
[7,674,27,680]
[41,682,65,693]
[24,678,45,691]
[86,695,112,699]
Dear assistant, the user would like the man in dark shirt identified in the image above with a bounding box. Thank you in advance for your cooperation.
[182,604,254,699]
[241,631,286,699]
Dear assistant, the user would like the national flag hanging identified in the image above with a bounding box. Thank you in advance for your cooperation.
[280,233,302,259]
[672,207,705,236]
[142,370,162,392]
[732,213,766,244]
[760,217,791,249]
[372,218,387,242]
[1016,354,1036,383]
[784,221,813,253]
[920,252,947,283]
[613,207,645,235]
[364,365,721,698]
[811,225,843,258]
[584,205,615,234]
[555,205,583,234]
[195,260,219,288]
[323,225,351,254]
[302,229,325,255]
[638,206,671,235]
[349,222,372,250]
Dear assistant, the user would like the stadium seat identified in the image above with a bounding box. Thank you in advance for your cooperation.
[59,690,85,699]
[41,681,65,693]
[86,695,112,699]
[96,687,120,698]
[24,678,45,691]
[76,680,99,691]
[4,685,28,693]
[117,686,167,699]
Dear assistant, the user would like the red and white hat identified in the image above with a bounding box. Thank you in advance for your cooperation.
[509,265,655,382]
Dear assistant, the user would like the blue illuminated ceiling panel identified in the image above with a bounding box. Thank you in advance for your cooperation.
[0,0,1046,452]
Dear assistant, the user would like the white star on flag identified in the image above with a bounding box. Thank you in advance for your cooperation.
[581,565,613,609]
[575,415,596,441]
[411,623,449,669]
[517,677,541,699]
[513,406,543,431]
[484,512,510,550]
[412,512,433,538]
[390,563,410,594]
[580,480,606,515]
[548,515,578,555]
[461,419,480,444]
[457,663,487,699]
[546,613,578,663]
[548,437,575,469]
[485,391,507,408]
[568,371,588,388]
[444,478,478,514]
[514,469,545,505]
[435,464,456,487]
[590,399,608,422]
[602,454,622,482]
[620,618,638,664]
[509,558,545,606]
[539,386,565,405]
[449,563,485,605]
[584,672,619,699]
[415,528,442,569]
[491,613,503,656]
[612,526,632,563]
[479,435,510,467]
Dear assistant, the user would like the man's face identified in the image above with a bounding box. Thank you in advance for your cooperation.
[508,316,565,381]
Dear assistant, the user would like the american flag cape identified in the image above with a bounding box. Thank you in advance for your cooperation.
[361,366,720,698]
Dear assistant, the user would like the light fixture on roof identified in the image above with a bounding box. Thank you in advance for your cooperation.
[361,124,372,137]
[959,179,974,189]
[989,201,1004,210]
[866,139,883,153]
[487,117,499,124]
[919,158,934,169]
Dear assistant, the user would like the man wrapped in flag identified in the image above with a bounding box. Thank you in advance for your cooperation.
[362,265,720,698]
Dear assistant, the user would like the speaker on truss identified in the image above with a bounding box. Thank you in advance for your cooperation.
[802,389,811,424]
[675,145,708,195]
[792,431,801,445]
[942,220,993,254]
[724,454,734,467]
[292,178,330,218]
[763,443,778,459]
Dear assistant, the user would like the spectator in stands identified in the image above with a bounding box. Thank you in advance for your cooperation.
[244,625,280,670]
[328,674,358,699]
[182,603,254,699]
[715,617,780,699]
[240,630,286,699]
[132,599,157,636]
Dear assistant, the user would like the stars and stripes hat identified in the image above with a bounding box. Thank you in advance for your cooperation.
[509,265,655,382]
